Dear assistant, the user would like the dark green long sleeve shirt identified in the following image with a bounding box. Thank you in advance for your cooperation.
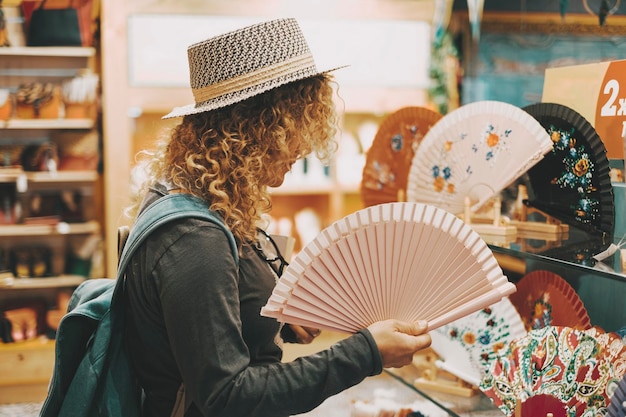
[124,190,383,417]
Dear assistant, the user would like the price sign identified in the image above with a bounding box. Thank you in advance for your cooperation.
[595,59,626,160]
[543,59,626,160]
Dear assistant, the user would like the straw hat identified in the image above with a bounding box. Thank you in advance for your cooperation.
[163,18,346,119]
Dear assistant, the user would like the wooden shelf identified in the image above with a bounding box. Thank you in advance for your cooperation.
[270,183,335,195]
[0,170,98,184]
[0,275,86,290]
[0,220,100,237]
[0,118,95,129]
[0,46,96,58]
[269,183,359,196]
[0,39,102,400]
[26,170,98,183]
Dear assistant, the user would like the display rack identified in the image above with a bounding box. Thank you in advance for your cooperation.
[0,45,101,402]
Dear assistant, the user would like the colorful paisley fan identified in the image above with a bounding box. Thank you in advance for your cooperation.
[522,102,614,238]
[406,100,553,215]
[480,326,626,417]
[361,106,442,207]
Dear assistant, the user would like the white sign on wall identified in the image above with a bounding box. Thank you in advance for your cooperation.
[127,15,431,89]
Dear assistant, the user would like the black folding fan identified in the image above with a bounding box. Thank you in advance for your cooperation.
[522,103,614,239]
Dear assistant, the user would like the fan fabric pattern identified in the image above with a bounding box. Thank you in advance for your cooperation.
[406,100,553,215]
[522,102,614,238]
[430,297,527,386]
[261,202,516,334]
[480,326,626,417]
[509,270,592,331]
[361,106,442,207]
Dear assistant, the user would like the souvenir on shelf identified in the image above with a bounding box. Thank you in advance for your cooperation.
[261,202,516,334]
[361,106,442,207]
[429,297,527,387]
[509,270,592,331]
[479,326,626,417]
[522,103,614,239]
[406,100,553,216]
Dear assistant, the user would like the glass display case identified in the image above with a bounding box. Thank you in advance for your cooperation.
[489,226,625,333]
[299,218,626,417]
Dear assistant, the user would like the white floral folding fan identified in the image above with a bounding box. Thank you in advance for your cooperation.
[261,202,516,334]
[406,100,554,215]
[430,296,527,386]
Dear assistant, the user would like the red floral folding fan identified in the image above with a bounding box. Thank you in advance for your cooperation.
[261,202,516,333]
[361,106,442,207]
[508,270,592,332]
[406,100,553,216]
[522,102,614,238]
[479,326,626,417]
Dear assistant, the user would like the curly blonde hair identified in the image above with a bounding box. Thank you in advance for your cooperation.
[128,74,339,245]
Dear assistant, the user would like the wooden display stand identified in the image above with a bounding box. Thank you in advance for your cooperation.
[411,348,479,398]
[507,184,569,237]
[461,196,517,238]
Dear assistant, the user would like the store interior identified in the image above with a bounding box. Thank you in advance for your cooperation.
[0,0,625,416]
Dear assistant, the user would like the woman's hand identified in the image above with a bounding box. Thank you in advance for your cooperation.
[288,324,322,344]
[367,319,431,369]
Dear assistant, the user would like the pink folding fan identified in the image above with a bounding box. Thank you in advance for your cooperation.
[261,202,516,333]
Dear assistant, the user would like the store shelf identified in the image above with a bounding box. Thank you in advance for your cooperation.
[269,183,359,196]
[0,46,96,58]
[0,20,101,403]
[0,119,95,129]
[0,220,100,237]
[0,275,86,290]
[0,170,98,184]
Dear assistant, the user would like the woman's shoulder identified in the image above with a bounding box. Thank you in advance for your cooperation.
[137,186,227,238]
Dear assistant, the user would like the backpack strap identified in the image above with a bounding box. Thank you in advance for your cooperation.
[113,193,238,416]
[117,193,238,281]
[117,225,130,266]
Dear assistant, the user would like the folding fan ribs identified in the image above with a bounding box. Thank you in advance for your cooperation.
[406,100,553,216]
[261,202,516,334]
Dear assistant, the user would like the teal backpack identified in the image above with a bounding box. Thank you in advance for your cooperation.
[39,193,239,417]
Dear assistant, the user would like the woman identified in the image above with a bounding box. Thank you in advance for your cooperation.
[124,18,431,417]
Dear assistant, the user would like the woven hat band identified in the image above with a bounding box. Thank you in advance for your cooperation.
[192,52,317,105]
